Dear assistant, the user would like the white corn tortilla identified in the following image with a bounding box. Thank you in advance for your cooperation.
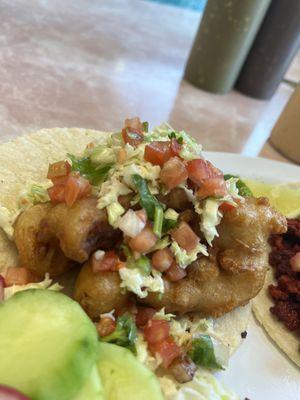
[252,268,300,367]
[0,127,250,354]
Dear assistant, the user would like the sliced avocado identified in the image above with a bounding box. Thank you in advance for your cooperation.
[73,366,105,400]
[97,343,164,400]
[0,289,98,400]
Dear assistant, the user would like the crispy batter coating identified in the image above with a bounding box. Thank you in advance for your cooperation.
[13,203,72,277]
[41,197,122,263]
[142,197,287,317]
[74,259,130,319]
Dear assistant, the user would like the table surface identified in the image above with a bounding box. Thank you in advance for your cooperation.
[0,0,299,164]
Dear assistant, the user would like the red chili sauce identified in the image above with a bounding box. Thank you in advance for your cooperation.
[268,219,300,336]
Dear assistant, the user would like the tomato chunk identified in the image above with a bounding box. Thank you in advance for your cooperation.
[92,251,118,272]
[128,226,157,253]
[5,267,39,287]
[170,138,182,157]
[124,117,143,131]
[47,184,65,204]
[135,307,157,328]
[144,141,172,166]
[196,177,227,200]
[122,128,144,147]
[48,174,91,207]
[97,317,116,337]
[152,248,174,272]
[171,221,199,252]
[165,262,187,282]
[219,202,236,213]
[47,161,71,181]
[65,175,91,207]
[160,157,188,189]
[187,159,222,186]
[144,319,170,344]
[149,337,182,368]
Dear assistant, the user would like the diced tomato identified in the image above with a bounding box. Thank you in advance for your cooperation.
[47,161,71,181]
[170,138,182,157]
[97,317,116,337]
[219,202,236,213]
[144,139,182,166]
[165,262,187,282]
[110,260,126,271]
[144,319,170,344]
[47,184,65,204]
[122,128,144,147]
[48,174,91,207]
[92,251,118,272]
[152,248,174,272]
[160,157,188,189]
[65,175,91,207]
[196,177,227,200]
[187,159,222,186]
[171,221,199,252]
[124,117,143,131]
[128,226,157,253]
[5,267,39,287]
[144,141,172,166]
[149,337,182,368]
[135,307,157,328]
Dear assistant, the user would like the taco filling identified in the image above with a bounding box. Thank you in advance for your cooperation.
[0,118,287,397]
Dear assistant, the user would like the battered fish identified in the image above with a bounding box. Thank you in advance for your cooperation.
[142,197,287,317]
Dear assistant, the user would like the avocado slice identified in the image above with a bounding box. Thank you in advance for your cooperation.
[97,343,164,400]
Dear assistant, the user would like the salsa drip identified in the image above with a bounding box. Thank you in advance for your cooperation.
[268,218,300,336]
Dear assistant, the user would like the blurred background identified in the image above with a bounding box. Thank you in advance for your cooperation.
[0,0,299,162]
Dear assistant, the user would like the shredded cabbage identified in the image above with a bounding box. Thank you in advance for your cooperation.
[119,268,164,298]
[106,202,125,228]
[4,274,63,301]
[164,208,179,221]
[153,308,175,321]
[173,370,239,400]
[198,199,222,246]
[170,242,208,268]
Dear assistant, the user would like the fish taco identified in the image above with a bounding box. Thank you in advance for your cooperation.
[0,118,287,399]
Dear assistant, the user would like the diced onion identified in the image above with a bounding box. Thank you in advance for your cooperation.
[118,209,146,238]
[94,250,105,261]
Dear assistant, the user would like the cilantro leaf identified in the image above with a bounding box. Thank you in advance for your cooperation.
[132,174,165,220]
[68,153,112,185]
[224,174,253,197]
[162,218,178,234]
[188,335,223,370]
[100,313,137,354]
[142,121,149,133]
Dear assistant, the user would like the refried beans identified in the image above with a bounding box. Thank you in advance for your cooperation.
[268,218,300,336]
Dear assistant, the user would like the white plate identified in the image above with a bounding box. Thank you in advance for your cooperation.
[203,152,300,400]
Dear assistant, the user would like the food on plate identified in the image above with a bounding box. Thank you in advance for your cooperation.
[250,180,300,367]
[0,118,287,398]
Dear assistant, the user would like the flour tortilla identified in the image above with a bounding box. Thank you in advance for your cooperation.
[0,127,250,354]
[253,268,300,367]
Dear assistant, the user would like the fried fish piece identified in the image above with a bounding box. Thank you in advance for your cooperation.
[74,259,130,319]
[14,203,72,277]
[142,197,287,317]
[41,197,122,263]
